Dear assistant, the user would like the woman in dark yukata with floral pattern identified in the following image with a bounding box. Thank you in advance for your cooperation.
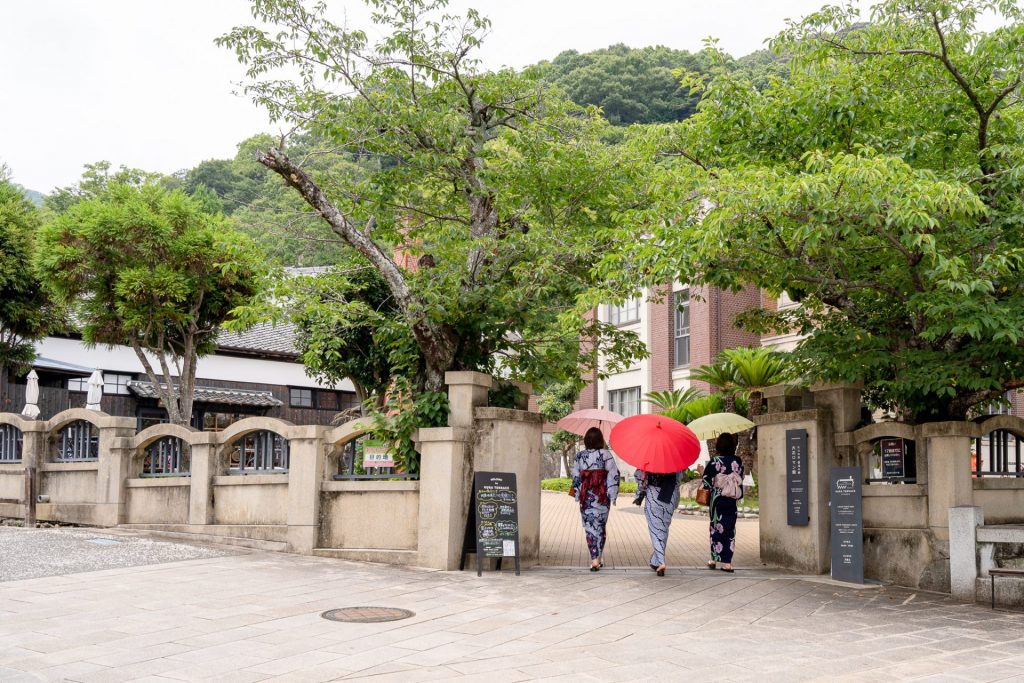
[571,427,620,571]
[701,432,744,573]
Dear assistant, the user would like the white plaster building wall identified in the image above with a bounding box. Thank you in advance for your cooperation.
[596,291,650,415]
[761,293,805,352]
[34,336,354,391]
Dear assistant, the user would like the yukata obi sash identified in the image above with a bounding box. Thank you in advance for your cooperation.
[578,469,609,510]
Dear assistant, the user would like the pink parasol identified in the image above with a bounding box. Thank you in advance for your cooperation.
[555,408,624,443]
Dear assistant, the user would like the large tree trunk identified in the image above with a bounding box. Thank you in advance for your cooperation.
[739,391,763,477]
[259,147,459,392]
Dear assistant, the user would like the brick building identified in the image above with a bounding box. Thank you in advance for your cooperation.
[576,283,766,417]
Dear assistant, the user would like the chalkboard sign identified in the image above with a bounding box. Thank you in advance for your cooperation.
[786,429,809,526]
[469,471,520,576]
[830,466,864,584]
[880,438,905,479]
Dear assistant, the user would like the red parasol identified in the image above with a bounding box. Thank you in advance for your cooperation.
[609,413,701,474]
[555,408,624,443]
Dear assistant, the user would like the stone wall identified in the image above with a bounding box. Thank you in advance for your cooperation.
[758,384,1024,597]
[0,372,544,572]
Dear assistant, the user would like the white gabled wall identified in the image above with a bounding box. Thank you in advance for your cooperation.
[35,336,354,391]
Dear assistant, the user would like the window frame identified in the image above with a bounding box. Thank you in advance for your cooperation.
[674,290,691,368]
[607,386,642,418]
[289,387,315,409]
[607,299,641,326]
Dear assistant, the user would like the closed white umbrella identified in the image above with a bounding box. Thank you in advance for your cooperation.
[21,370,40,419]
[85,370,104,411]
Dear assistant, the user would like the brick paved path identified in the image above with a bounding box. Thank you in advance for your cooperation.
[3,540,1024,682]
[540,490,762,569]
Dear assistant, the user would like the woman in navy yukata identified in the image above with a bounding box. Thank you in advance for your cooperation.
[633,467,682,576]
[571,427,620,571]
[701,431,744,573]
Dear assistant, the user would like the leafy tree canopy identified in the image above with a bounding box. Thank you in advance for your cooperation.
[218,0,647,393]
[610,0,1024,422]
[0,170,61,404]
[543,44,713,125]
[37,182,267,425]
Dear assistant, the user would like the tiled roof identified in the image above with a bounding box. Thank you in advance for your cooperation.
[216,322,299,357]
[127,381,283,407]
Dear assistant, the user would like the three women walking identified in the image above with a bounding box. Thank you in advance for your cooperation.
[701,432,745,573]
[571,427,620,571]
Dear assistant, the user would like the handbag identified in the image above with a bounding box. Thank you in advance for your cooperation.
[696,487,711,506]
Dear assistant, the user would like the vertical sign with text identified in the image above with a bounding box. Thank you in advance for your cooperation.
[830,466,864,584]
[473,471,520,576]
[880,438,905,479]
[786,429,809,526]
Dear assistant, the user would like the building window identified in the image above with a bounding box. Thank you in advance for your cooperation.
[607,299,641,326]
[290,388,314,408]
[674,291,690,367]
[608,387,641,417]
[67,372,133,395]
[202,411,248,432]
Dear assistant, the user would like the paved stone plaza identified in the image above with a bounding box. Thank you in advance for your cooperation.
[3,525,1024,682]
[538,490,762,569]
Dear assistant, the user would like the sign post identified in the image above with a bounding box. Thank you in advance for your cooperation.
[468,471,520,576]
[830,466,864,584]
[786,429,809,526]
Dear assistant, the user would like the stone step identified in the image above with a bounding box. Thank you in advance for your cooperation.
[116,526,288,552]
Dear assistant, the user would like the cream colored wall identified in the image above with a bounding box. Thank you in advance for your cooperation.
[39,464,98,503]
[125,478,190,525]
[212,476,288,525]
[973,479,1024,524]
[863,486,928,529]
[319,482,419,550]
[0,466,22,500]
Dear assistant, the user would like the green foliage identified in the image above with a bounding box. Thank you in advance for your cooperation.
[612,0,1024,421]
[218,0,648,394]
[367,380,449,475]
[278,264,410,407]
[661,394,725,424]
[721,347,791,403]
[36,181,266,424]
[45,161,172,214]
[537,381,580,423]
[645,387,705,411]
[544,44,712,125]
[0,177,60,396]
[488,382,525,410]
[541,477,637,494]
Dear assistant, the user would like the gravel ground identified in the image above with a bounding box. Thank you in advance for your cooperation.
[0,526,238,582]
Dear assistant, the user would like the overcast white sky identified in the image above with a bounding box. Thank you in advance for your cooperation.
[2,0,867,192]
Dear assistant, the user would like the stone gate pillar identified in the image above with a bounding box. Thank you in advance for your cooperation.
[755,383,862,574]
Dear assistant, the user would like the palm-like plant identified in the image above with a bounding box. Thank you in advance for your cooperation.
[690,359,739,413]
[720,346,791,474]
[645,387,705,412]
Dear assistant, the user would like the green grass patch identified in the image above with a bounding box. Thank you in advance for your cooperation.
[541,477,637,494]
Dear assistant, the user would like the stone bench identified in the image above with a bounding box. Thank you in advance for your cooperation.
[949,508,1024,607]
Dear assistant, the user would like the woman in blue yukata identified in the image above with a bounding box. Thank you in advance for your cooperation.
[571,427,620,571]
[633,467,682,576]
[701,432,744,573]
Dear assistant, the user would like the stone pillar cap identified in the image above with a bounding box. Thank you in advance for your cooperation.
[444,371,493,388]
[810,381,864,392]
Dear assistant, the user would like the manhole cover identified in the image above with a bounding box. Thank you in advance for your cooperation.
[320,607,415,623]
[86,538,120,546]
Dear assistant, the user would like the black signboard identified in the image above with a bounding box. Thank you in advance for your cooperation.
[880,438,905,479]
[830,466,864,584]
[469,471,520,576]
[786,429,809,526]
